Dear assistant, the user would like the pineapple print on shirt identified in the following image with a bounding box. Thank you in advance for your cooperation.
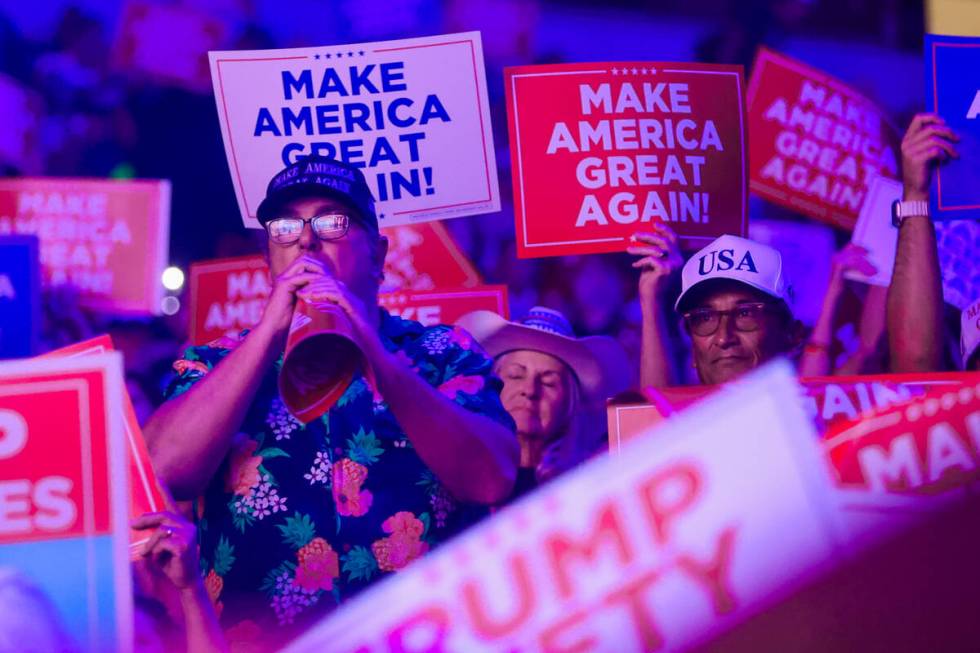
[164,312,516,636]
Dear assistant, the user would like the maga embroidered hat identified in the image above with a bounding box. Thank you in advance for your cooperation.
[257,156,378,232]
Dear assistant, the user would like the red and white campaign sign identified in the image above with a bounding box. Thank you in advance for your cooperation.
[209,32,500,229]
[380,221,482,291]
[41,335,169,557]
[610,372,980,545]
[189,254,271,345]
[286,363,847,652]
[505,61,747,258]
[823,378,980,543]
[0,353,132,651]
[114,0,228,93]
[611,372,978,452]
[747,48,901,231]
[825,380,980,497]
[0,353,126,543]
[0,177,171,315]
[380,285,508,326]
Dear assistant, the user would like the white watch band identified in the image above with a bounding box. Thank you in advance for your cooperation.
[895,200,929,218]
[893,199,930,227]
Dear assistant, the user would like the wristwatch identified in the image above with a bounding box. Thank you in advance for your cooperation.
[891,199,930,227]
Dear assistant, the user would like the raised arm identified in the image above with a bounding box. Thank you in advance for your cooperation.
[887,114,959,373]
[799,244,877,377]
[143,256,326,499]
[132,505,228,653]
[836,283,887,375]
[630,224,683,388]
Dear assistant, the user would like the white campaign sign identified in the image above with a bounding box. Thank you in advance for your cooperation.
[846,175,902,287]
[208,32,500,229]
[284,362,847,652]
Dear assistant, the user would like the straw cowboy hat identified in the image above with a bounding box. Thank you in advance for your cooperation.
[456,306,631,403]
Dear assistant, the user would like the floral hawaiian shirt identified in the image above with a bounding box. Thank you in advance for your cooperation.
[163,310,516,643]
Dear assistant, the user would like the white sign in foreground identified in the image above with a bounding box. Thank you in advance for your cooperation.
[285,362,847,652]
[209,32,499,229]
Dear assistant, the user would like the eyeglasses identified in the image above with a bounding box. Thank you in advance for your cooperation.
[682,302,778,337]
[264,213,350,245]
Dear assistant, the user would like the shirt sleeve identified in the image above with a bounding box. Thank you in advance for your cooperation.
[162,338,236,401]
[431,325,516,432]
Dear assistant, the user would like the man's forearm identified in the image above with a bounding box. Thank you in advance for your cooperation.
[373,352,518,504]
[888,211,944,372]
[144,326,281,499]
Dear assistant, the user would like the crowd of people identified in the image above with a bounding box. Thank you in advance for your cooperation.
[121,109,974,650]
[2,3,978,652]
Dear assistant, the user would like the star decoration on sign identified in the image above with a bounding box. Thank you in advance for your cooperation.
[614,66,655,75]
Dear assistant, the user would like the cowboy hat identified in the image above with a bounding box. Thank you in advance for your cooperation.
[456,307,631,403]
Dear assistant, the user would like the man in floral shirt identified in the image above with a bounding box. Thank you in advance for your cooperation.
[144,157,518,646]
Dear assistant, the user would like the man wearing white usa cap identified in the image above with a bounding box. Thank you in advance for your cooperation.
[961,298,980,371]
[634,231,803,386]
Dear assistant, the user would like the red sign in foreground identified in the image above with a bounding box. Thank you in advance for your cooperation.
[0,354,123,544]
[0,177,171,315]
[825,380,980,496]
[41,335,168,556]
[0,353,131,651]
[506,61,747,258]
[611,373,974,450]
[747,48,901,231]
[609,372,980,540]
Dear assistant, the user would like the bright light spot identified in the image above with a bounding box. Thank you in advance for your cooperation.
[161,296,180,315]
[161,266,185,291]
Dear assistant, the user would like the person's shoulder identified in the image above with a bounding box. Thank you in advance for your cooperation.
[381,309,427,339]
[383,311,489,359]
[172,332,245,374]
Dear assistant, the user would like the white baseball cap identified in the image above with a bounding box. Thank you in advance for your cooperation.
[675,234,791,312]
[961,298,980,369]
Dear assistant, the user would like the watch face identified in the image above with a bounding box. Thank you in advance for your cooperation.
[891,199,902,227]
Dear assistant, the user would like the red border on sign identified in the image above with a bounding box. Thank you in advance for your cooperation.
[510,64,747,252]
[214,55,307,217]
[40,335,167,553]
[215,37,494,219]
[931,41,980,212]
[0,378,96,543]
